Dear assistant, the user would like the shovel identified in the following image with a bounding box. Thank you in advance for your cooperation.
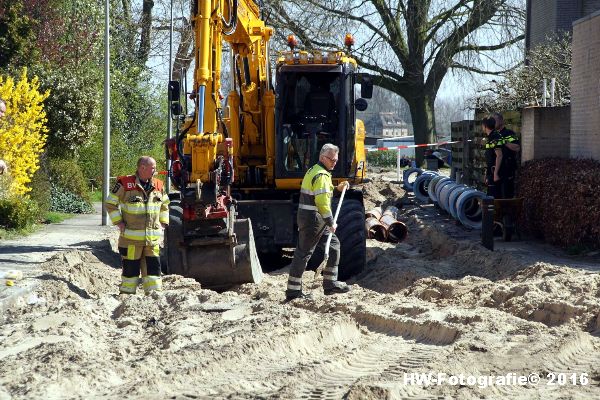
[313,184,347,283]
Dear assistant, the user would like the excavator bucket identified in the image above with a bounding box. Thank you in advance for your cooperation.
[166,216,263,289]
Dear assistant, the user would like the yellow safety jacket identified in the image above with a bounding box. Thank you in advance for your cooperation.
[298,162,334,226]
[105,175,170,247]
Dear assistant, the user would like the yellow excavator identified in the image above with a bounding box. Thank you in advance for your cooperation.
[164,0,373,289]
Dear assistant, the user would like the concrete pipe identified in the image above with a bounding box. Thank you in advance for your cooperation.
[366,207,382,220]
[413,171,438,203]
[402,167,423,191]
[380,214,408,243]
[434,179,455,209]
[366,217,387,241]
[448,185,471,219]
[427,175,448,203]
[382,206,399,219]
[438,182,460,213]
[456,189,486,229]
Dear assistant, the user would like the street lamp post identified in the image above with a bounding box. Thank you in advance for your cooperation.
[166,0,174,193]
[102,0,111,225]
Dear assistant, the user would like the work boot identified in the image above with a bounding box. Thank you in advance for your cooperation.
[285,290,313,301]
[323,281,350,295]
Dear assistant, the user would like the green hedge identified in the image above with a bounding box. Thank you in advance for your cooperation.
[50,183,94,214]
[519,158,600,249]
[0,196,40,229]
[366,150,397,167]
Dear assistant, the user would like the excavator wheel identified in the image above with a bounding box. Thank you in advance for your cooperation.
[163,200,184,275]
[307,197,366,280]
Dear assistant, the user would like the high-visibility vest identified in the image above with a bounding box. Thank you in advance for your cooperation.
[105,175,170,246]
[298,163,334,226]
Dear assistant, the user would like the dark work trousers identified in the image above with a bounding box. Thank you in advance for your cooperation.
[486,176,502,199]
[287,209,341,294]
[500,176,515,199]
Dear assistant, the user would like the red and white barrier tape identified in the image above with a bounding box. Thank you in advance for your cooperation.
[366,139,472,152]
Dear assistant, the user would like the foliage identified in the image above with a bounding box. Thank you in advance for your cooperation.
[0,195,40,229]
[0,68,49,195]
[28,161,52,214]
[519,158,600,249]
[366,150,398,168]
[44,211,72,224]
[48,158,91,201]
[265,0,525,162]
[50,183,93,214]
[79,80,168,183]
[32,66,102,158]
[474,33,572,113]
[0,0,40,70]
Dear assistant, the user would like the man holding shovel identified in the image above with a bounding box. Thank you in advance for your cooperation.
[285,144,350,301]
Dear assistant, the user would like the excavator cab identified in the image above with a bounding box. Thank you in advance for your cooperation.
[275,66,354,178]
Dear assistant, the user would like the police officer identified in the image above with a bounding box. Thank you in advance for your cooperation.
[492,112,520,198]
[482,118,503,198]
[286,144,350,301]
[105,156,170,295]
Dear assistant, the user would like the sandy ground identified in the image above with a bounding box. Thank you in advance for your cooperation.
[1,173,600,399]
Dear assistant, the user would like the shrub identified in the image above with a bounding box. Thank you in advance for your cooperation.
[0,195,40,229]
[48,158,91,201]
[519,158,600,249]
[0,68,49,195]
[28,162,52,214]
[366,150,397,168]
[50,183,93,214]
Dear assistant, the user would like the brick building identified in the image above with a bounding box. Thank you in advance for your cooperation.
[526,0,600,49]
[570,10,600,159]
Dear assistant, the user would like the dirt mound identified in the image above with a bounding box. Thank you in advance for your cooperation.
[360,178,406,212]
[2,191,600,398]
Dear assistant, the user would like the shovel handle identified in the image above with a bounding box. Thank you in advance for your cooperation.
[324,185,347,257]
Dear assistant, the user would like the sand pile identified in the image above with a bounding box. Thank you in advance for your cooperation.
[1,178,599,398]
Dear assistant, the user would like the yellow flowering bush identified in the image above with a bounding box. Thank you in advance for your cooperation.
[0,69,49,195]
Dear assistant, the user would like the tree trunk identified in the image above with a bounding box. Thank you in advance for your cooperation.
[137,0,154,64]
[408,94,436,165]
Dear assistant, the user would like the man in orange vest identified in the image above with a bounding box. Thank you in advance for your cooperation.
[105,156,170,294]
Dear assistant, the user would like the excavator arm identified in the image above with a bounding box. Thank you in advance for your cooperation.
[180,0,274,189]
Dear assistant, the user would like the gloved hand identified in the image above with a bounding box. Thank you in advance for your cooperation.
[337,181,349,192]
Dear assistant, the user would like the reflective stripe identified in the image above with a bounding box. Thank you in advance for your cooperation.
[159,212,169,223]
[127,245,136,260]
[298,204,317,211]
[313,188,331,195]
[143,275,162,294]
[106,194,119,205]
[109,210,122,223]
[120,276,139,294]
[287,283,302,290]
[123,229,162,241]
[121,204,162,214]
[300,188,314,195]
[288,276,302,283]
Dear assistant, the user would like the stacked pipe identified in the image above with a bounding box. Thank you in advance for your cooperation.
[365,206,408,243]
[402,168,486,229]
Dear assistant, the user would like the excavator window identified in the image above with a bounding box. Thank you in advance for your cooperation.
[278,71,342,174]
